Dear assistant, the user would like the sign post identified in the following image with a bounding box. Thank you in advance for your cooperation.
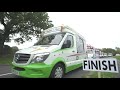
[98,72,101,78]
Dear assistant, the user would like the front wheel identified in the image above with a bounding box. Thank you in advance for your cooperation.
[50,63,65,78]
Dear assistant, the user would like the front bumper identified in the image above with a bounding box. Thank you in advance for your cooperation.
[12,63,52,78]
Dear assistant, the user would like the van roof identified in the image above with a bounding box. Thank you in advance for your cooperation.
[42,25,86,41]
[63,26,86,41]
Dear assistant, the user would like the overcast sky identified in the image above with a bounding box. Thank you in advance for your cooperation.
[1,12,120,49]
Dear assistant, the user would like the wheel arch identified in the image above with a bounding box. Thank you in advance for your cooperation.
[50,57,67,76]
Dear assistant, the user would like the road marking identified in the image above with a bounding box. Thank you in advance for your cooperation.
[0,73,13,77]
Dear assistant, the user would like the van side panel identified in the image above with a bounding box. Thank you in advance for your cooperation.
[66,63,82,73]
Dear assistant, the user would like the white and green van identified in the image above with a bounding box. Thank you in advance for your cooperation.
[12,25,87,78]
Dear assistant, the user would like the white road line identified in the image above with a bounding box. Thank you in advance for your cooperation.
[0,73,13,77]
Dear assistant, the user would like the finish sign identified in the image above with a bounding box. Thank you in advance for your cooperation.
[83,59,119,73]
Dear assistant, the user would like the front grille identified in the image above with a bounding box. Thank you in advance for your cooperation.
[14,53,30,63]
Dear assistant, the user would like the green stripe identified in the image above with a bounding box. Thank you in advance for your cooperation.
[53,47,74,53]
[66,64,82,73]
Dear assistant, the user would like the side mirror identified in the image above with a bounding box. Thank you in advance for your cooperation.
[62,40,71,49]
[66,40,71,48]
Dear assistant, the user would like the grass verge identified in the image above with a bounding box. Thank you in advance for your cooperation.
[113,56,120,60]
[0,55,14,65]
[82,72,118,78]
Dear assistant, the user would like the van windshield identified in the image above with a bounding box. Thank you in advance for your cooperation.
[34,33,65,45]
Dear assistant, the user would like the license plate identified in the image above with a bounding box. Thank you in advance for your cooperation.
[12,69,19,75]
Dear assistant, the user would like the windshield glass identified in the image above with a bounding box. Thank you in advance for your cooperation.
[34,33,65,45]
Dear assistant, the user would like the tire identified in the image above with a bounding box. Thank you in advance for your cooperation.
[50,63,65,78]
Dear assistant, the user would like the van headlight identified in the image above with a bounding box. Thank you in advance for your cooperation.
[31,53,50,63]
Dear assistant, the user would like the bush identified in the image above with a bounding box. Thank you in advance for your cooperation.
[2,45,19,56]
[3,45,12,55]
[11,46,19,54]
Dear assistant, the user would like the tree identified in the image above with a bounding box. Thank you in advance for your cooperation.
[3,45,12,55]
[115,47,120,54]
[0,12,54,56]
[101,48,107,53]
[0,29,4,34]
[101,48,116,56]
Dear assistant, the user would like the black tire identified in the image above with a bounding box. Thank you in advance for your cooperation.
[50,63,65,78]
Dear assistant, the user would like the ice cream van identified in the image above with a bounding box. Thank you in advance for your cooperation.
[12,25,87,78]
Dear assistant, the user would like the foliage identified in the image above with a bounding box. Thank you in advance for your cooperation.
[101,48,116,56]
[0,12,53,56]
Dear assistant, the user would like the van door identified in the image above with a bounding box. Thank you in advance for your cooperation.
[75,35,86,64]
[60,33,76,67]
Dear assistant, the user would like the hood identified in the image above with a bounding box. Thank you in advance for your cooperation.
[16,45,59,54]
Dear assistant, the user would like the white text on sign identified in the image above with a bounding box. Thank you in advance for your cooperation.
[83,59,119,73]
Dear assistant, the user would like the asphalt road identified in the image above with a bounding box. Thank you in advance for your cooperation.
[0,57,119,78]
[0,65,90,78]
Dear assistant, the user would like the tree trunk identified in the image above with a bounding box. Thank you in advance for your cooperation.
[0,34,5,56]
[0,29,11,56]
[0,40,4,56]
[0,18,5,56]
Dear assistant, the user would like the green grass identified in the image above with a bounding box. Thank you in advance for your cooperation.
[82,72,118,78]
[113,56,120,60]
[0,55,14,65]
